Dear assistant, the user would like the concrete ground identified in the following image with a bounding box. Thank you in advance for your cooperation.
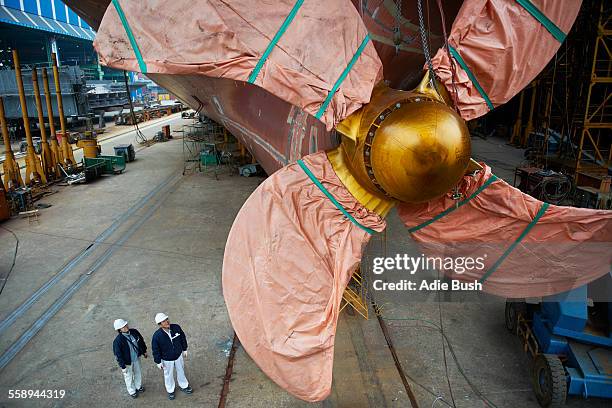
[0,126,607,407]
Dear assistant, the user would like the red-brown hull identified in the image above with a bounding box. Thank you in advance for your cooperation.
[149,74,334,175]
[68,0,462,174]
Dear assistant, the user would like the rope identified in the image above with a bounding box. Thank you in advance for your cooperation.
[122,71,149,145]
[0,226,19,297]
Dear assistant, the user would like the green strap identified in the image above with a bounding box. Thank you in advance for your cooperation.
[315,34,371,119]
[515,0,566,43]
[112,0,147,74]
[297,160,376,235]
[248,0,304,84]
[479,202,550,284]
[408,175,499,233]
[449,45,494,111]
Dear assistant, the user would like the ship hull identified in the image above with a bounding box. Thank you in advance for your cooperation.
[149,74,334,175]
[68,0,462,174]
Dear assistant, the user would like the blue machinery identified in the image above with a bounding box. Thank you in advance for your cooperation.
[506,273,612,407]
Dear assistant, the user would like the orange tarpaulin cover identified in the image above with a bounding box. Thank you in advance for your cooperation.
[222,151,385,401]
[93,0,382,130]
[431,0,582,120]
[398,165,612,298]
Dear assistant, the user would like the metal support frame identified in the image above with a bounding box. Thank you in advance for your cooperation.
[522,82,537,147]
[13,50,46,186]
[0,97,24,190]
[576,0,611,173]
[510,89,525,145]
[31,67,55,180]
[182,116,227,176]
[340,267,369,319]
[41,67,63,175]
[517,313,540,357]
[51,52,75,166]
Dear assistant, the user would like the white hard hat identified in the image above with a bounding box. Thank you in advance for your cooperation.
[155,312,169,324]
[113,319,128,330]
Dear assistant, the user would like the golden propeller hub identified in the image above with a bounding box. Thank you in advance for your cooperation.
[368,100,470,202]
[330,76,472,213]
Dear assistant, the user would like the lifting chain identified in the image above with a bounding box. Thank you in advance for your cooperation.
[393,0,402,55]
[417,0,437,88]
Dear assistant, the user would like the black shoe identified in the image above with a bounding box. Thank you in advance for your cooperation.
[130,393,138,399]
[137,386,145,393]
[180,386,193,394]
[168,392,175,400]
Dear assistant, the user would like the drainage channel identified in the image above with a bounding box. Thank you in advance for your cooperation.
[0,173,182,370]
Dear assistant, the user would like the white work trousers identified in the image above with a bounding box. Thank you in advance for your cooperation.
[122,358,142,395]
[162,354,189,393]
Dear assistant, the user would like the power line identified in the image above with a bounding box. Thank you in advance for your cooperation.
[0,226,19,296]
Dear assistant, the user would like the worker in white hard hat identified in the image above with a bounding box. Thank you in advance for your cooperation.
[151,313,193,400]
[112,319,148,398]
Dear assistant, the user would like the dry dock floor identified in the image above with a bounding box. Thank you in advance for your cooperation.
[0,120,607,407]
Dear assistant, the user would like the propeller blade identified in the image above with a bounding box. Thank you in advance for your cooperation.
[222,151,385,401]
[431,0,582,120]
[94,0,382,129]
[397,164,612,298]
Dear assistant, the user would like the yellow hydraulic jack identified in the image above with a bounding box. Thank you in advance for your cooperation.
[41,67,64,171]
[50,52,75,166]
[13,50,47,186]
[31,67,57,180]
[0,97,24,190]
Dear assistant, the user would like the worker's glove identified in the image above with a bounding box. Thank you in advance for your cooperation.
[183,351,188,358]
[157,363,164,370]
[121,367,128,373]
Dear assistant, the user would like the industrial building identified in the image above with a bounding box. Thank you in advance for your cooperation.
[0,1,610,408]
[0,0,176,135]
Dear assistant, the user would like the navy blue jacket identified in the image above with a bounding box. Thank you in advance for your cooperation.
[152,324,188,363]
[112,329,147,369]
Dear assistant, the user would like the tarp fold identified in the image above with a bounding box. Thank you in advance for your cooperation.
[222,151,385,401]
[398,164,612,298]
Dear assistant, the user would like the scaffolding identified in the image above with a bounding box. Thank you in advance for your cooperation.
[507,1,611,209]
[182,116,235,176]
[576,0,611,175]
[340,267,369,319]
